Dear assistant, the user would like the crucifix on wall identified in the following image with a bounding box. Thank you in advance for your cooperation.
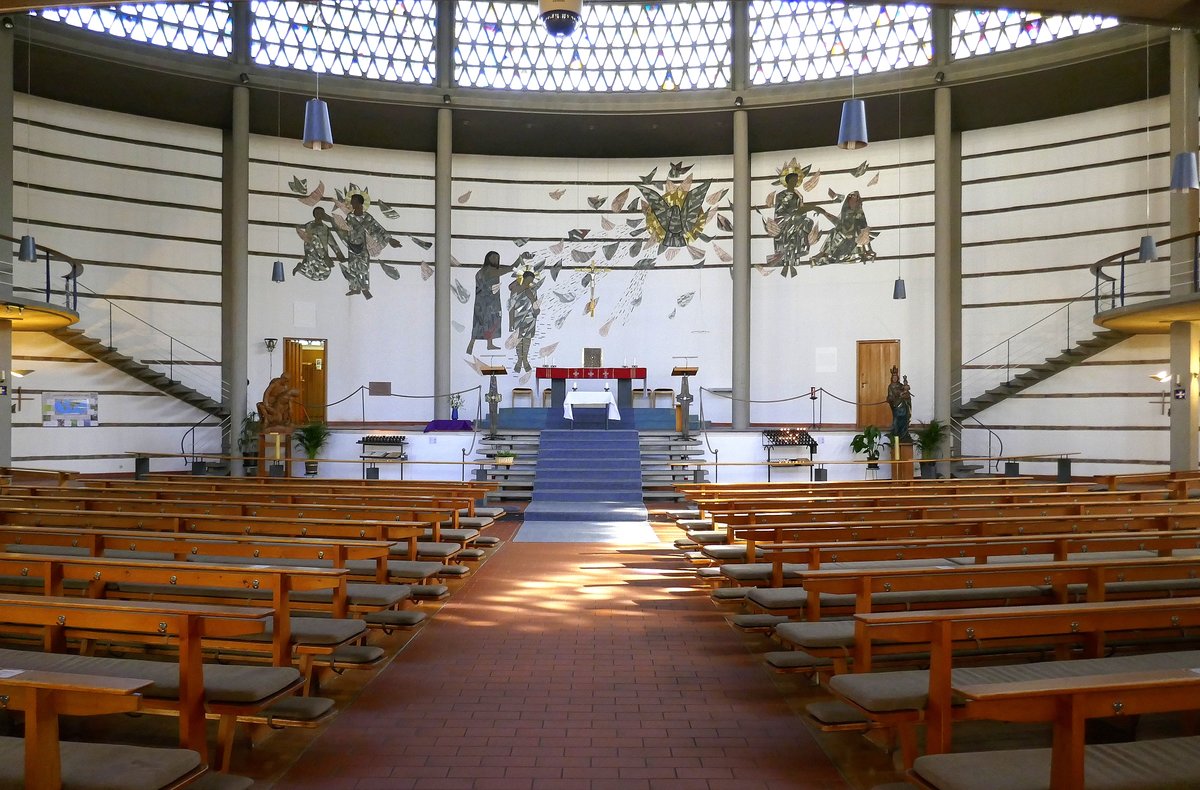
[11,387,32,414]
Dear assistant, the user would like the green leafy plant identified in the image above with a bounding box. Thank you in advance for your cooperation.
[914,419,946,459]
[494,449,515,458]
[850,425,886,463]
[448,393,464,410]
[293,420,332,461]
[238,412,261,453]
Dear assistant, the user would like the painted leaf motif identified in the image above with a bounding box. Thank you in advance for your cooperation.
[687,245,704,261]
[629,240,643,257]
[585,298,598,316]
[568,229,590,241]
[582,273,592,287]
[457,190,472,204]
[666,248,680,261]
[599,318,614,337]
[548,188,566,200]
[552,290,577,303]
[377,200,400,220]
[851,160,870,178]
[555,313,569,329]
[765,191,776,208]
[668,308,677,319]
[379,261,401,280]
[828,188,844,201]
[295,226,308,242]
[807,224,822,246]
[571,248,594,263]
[587,196,605,210]
[408,235,432,250]
[330,213,350,232]
[550,242,565,254]
[519,371,531,385]
[513,238,529,247]
[633,258,656,269]
[803,170,821,191]
[764,217,781,236]
[677,292,696,308]
[451,255,463,266]
[452,320,464,333]
[300,181,325,206]
[603,242,620,260]
[867,173,880,187]
[601,217,615,231]
[713,243,732,263]
[706,188,728,206]
[288,176,308,194]
[420,262,434,281]
[505,331,519,350]
[610,188,630,212]
[539,342,558,358]
[754,264,771,276]
[638,167,658,184]
[452,279,471,303]
[628,198,641,212]
[857,227,873,246]
[716,214,733,233]
[550,261,563,281]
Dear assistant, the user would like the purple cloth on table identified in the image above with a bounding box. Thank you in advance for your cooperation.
[424,419,474,432]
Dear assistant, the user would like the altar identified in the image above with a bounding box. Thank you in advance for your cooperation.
[562,390,621,423]
[536,366,647,411]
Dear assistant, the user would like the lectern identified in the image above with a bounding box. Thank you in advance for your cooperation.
[671,364,698,439]
[481,364,507,440]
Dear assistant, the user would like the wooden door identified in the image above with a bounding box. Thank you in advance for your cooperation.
[283,338,327,423]
[856,340,899,429]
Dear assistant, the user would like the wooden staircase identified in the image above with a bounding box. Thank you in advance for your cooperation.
[49,327,226,418]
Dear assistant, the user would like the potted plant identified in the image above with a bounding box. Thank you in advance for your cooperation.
[914,419,947,480]
[449,392,464,421]
[293,420,332,476]
[494,449,516,467]
[850,425,886,470]
[238,411,261,473]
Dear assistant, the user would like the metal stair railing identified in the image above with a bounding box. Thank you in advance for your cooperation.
[180,412,230,469]
[64,281,228,408]
[950,415,1004,475]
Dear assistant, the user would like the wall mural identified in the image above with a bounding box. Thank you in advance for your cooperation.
[280,157,884,385]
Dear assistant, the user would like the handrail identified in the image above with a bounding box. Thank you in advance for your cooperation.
[71,281,219,369]
[2,232,81,311]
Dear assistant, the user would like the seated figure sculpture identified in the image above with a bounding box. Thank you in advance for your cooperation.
[257,374,299,434]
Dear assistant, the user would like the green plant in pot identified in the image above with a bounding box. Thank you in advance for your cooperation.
[494,449,516,466]
[914,419,946,480]
[293,420,332,476]
[238,412,261,473]
[850,425,886,470]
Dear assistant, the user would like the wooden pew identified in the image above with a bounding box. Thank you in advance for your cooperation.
[0,593,278,766]
[910,669,1200,790]
[827,598,1200,767]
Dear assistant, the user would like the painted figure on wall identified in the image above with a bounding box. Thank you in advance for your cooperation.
[887,366,912,442]
[337,190,401,300]
[508,267,541,374]
[467,250,514,355]
[811,191,877,266]
[770,161,835,276]
[637,174,711,251]
[294,207,345,281]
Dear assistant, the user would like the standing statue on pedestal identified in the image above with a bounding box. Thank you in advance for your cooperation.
[887,366,912,442]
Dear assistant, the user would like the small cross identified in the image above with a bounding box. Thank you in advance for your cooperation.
[11,387,32,414]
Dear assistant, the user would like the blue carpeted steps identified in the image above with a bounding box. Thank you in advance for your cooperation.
[518,429,656,542]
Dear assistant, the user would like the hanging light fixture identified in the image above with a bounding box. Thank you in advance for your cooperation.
[838,66,867,150]
[302,72,333,150]
[1138,28,1156,264]
[18,16,35,262]
[271,260,285,282]
[539,0,581,37]
[1170,151,1198,192]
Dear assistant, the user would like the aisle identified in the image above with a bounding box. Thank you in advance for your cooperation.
[272,537,848,789]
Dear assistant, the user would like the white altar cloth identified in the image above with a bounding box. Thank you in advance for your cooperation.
[563,391,621,421]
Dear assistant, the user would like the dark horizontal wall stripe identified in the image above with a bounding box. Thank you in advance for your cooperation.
[965,424,1167,431]
[14,355,96,364]
[962,187,1170,219]
[20,117,222,159]
[964,288,1167,309]
[14,144,220,183]
[962,221,1161,250]
[961,121,1166,163]
[12,216,220,247]
[12,452,196,461]
[13,286,219,309]
[964,150,1167,190]
[258,156,435,183]
[15,388,180,398]
[63,258,219,278]
[964,358,1168,369]
[960,257,1168,279]
[22,180,220,215]
[1006,392,1166,398]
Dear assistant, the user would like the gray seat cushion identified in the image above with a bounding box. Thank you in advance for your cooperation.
[413,542,460,559]
[0,735,201,790]
[701,545,764,560]
[346,559,445,581]
[0,647,300,704]
[462,506,505,519]
[746,586,808,610]
[720,563,806,582]
[774,620,856,649]
[231,616,366,647]
[415,529,480,544]
[913,735,1200,790]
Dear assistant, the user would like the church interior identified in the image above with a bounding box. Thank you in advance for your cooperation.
[0,0,1197,788]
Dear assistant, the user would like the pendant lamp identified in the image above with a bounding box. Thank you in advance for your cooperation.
[1171,151,1198,192]
[302,73,333,150]
[1138,234,1156,263]
[17,235,36,262]
[271,260,285,283]
[892,277,906,300]
[838,99,868,150]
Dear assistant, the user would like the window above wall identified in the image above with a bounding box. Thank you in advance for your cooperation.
[34,2,1121,93]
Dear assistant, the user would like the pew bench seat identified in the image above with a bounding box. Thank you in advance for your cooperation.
[0,735,225,790]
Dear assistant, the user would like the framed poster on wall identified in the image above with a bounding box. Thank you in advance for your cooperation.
[42,392,99,427]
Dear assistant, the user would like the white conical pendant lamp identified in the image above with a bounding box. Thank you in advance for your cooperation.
[1171,151,1198,192]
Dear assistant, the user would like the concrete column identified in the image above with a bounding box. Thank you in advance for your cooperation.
[729,0,748,94]
[436,0,454,91]
[933,86,962,458]
[0,26,14,467]
[1168,31,1200,471]
[731,109,751,430]
[1169,321,1199,471]
[434,107,452,419]
[222,85,249,474]
[1169,30,1199,296]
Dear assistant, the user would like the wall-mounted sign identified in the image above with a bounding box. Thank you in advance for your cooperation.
[1174,387,1187,401]
[42,392,99,427]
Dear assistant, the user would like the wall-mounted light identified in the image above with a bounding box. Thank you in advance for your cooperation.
[264,338,278,353]
[1150,370,1172,383]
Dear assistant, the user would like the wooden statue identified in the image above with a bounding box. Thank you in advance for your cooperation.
[257,374,299,434]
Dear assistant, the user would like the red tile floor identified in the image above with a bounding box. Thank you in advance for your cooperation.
[264,516,898,789]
